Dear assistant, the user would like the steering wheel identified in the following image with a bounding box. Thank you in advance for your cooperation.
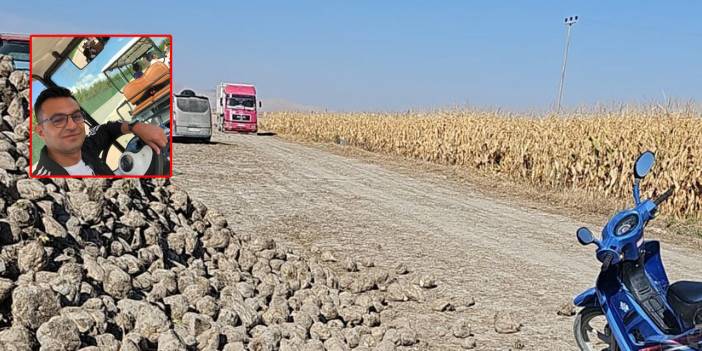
[114,120,170,176]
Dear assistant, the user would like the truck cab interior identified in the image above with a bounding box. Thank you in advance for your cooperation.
[31,36,171,176]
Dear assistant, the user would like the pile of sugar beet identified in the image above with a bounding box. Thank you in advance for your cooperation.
[0,55,475,350]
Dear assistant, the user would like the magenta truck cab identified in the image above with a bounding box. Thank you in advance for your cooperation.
[215,82,260,133]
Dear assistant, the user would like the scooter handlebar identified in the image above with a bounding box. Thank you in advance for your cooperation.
[600,251,616,271]
[653,187,675,206]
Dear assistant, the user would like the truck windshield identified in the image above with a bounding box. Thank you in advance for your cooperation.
[177,97,210,113]
[50,37,133,123]
[0,40,29,69]
[227,95,255,108]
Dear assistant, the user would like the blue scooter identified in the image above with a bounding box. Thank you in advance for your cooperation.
[573,151,702,351]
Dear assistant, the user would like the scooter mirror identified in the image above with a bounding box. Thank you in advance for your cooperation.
[576,227,596,246]
[634,151,655,179]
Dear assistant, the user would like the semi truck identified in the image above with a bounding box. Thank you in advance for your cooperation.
[215,82,260,133]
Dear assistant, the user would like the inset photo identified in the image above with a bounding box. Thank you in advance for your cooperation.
[30,35,172,177]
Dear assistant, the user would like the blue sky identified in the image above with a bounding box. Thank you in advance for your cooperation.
[4,1,701,111]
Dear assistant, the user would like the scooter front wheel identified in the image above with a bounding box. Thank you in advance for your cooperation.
[574,307,619,351]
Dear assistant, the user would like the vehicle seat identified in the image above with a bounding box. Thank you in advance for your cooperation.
[123,62,170,115]
[130,84,170,117]
[667,281,702,328]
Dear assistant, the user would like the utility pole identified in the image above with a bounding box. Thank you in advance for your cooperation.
[556,15,578,113]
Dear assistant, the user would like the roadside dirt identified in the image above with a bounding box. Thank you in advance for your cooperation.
[279,134,702,251]
[172,132,702,350]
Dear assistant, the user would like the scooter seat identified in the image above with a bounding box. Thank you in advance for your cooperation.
[667,281,702,328]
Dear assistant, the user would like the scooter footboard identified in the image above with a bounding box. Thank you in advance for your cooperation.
[621,260,680,334]
[602,297,661,350]
[601,288,686,350]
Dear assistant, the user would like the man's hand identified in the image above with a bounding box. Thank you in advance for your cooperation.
[129,123,168,154]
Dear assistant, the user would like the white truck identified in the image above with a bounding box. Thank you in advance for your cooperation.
[173,89,212,143]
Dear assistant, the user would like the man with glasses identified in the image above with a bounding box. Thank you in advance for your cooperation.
[33,86,167,176]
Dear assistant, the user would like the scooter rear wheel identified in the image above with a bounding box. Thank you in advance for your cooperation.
[574,307,619,351]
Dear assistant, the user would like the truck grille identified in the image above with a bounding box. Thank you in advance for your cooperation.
[231,114,250,122]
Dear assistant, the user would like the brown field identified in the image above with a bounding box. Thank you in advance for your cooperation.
[260,108,702,220]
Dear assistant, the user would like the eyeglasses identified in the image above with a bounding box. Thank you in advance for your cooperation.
[38,110,85,128]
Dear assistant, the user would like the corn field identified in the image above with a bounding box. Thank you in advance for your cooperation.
[260,108,702,220]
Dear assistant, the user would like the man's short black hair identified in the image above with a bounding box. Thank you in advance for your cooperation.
[34,86,77,122]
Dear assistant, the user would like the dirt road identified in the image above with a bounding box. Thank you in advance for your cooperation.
[172,132,702,350]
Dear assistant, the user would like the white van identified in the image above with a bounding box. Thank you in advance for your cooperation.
[173,90,212,143]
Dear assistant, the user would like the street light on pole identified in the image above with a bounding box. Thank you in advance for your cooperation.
[556,15,578,113]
